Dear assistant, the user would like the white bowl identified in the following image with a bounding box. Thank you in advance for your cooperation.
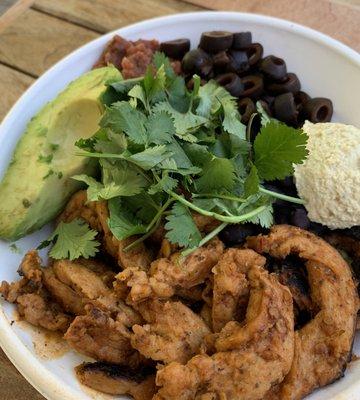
[0,11,360,400]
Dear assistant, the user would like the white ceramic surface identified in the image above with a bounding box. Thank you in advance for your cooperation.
[0,11,359,400]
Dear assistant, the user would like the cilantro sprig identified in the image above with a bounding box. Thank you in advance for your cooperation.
[46,53,308,259]
[39,219,100,260]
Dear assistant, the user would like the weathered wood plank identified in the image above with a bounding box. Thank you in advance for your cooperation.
[0,0,34,34]
[33,0,203,33]
[0,350,44,400]
[0,0,17,15]
[333,0,360,7]
[0,9,99,77]
[0,63,34,121]
[183,0,360,51]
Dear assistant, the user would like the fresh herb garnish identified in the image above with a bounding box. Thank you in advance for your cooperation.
[254,120,308,180]
[38,219,100,260]
[9,243,21,254]
[38,154,53,164]
[64,52,308,256]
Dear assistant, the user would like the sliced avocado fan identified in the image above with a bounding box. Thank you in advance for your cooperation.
[0,66,121,241]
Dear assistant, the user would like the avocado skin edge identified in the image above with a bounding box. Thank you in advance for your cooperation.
[0,66,121,241]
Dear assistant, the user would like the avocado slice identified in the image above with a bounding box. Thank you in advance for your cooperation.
[0,66,121,241]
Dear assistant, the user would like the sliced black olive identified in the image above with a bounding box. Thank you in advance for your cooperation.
[241,75,264,100]
[291,208,310,230]
[261,94,275,107]
[248,113,262,142]
[266,73,301,95]
[275,176,298,196]
[258,99,273,117]
[294,91,311,125]
[226,50,250,75]
[274,92,299,126]
[199,31,234,53]
[246,43,263,66]
[219,223,265,246]
[160,38,190,60]
[309,222,328,236]
[294,91,310,109]
[303,98,333,123]
[238,97,256,124]
[342,226,360,241]
[259,55,287,81]
[182,48,213,77]
[213,51,231,70]
[232,32,252,49]
[216,73,244,97]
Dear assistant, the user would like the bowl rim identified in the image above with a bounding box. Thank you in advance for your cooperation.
[0,11,359,400]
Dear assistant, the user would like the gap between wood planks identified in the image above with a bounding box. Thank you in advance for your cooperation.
[31,0,206,34]
[0,59,37,78]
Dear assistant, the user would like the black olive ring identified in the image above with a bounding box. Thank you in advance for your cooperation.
[274,92,299,126]
[199,31,234,53]
[216,73,244,98]
[266,73,301,95]
[160,38,190,60]
[260,55,287,81]
[246,43,263,66]
[238,97,256,124]
[241,75,264,100]
[232,32,252,50]
[303,98,333,123]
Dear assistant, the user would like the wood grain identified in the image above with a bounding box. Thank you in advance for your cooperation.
[183,0,360,51]
[0,9,99,77]
[33,0,203,33]
[0,0,34,34]
[0,63,34,120]
[0,0,17,15]
[0,353,44,400]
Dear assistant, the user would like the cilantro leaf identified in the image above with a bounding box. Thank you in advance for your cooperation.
[195,158,236,193]
[196,80,219,117]
[168,76,189,112]
[107,197,148,240]
[182,143,212,167]
[100,101,147,145]
[128,145,173,170]
[245,203,274,228]
[94,130,128,154]
[153,52,176,81]
[158,140,201,175]
[110,77,142,96]
[148,174,178,195]
[122,193,160,223]
[73,160,147,201]
[197,82,246,140]
[254,121,308,180]
[40,219,100,261]
[244,164,259,197]
[217,88,246,139]
[210,134,232,158]
[143,64,167,104]
[146,111,175,145]
[165,202,202,248]
[128,84,147,108]
[154,101,208,143]
[256,101,274,126]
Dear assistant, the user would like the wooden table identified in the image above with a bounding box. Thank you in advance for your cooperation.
[0,1,359,399]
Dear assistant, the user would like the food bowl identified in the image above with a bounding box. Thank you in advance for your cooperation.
[0,11,359,400]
